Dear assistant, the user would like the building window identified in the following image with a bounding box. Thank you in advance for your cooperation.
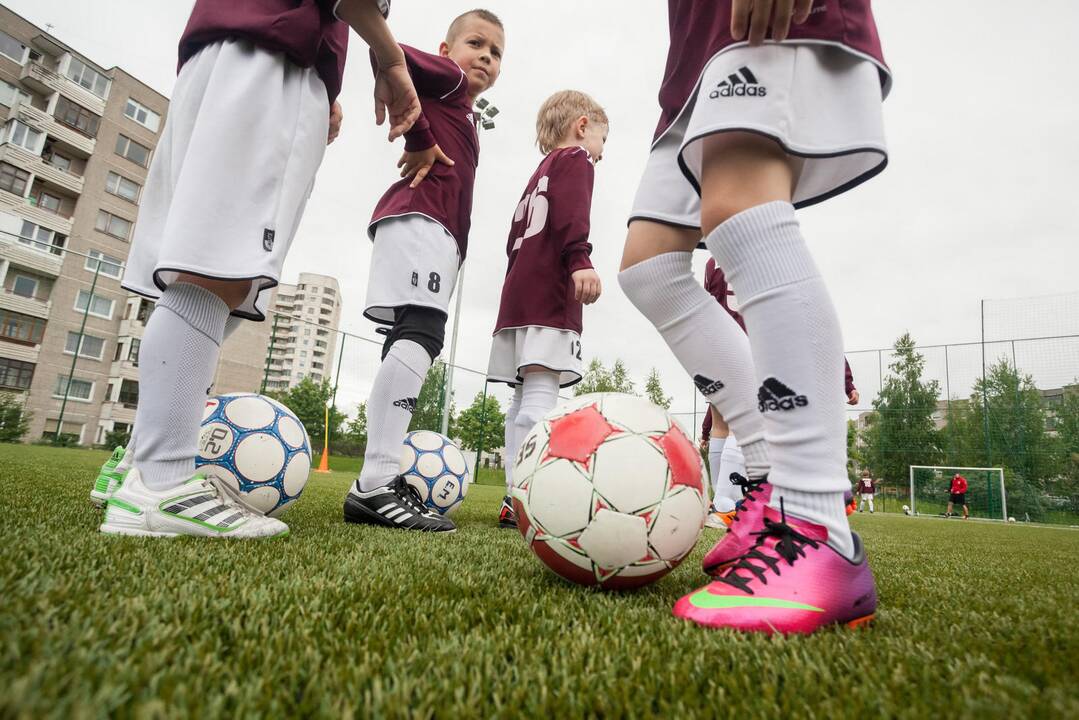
[7,120,43,153]
[34,191,63,215]
[54,375,94,402]
[64,57,110,98]
[55,96,101,138]
[0,31,25,64]
[85,250,123,279]
[324,287,336,297]
[10,274,39,299]
[123,98,160,133]
[118,379,139,407]
[42,144,73,174]
[19,221,65,255]
[95,210,133,241]
[115,134,150,167]
[128,338,141,365]
[0,162,29,196]
[0,358,34,390]
[135,299,153,323]
[105,171,140,203]
[64,332,105,360]
[75,290,114,320]
[0,310,46,345]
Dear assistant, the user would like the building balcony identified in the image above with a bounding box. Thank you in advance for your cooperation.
[0,188,74,237]
[11,100,95,158]
[0,145,84,196]
[118,317,146,339]
[99,400,137,423]
[109,358,139,378]
[0,338,40,363]
[0,231,63,277]
[0,287,51,319]
[19,59,107,116]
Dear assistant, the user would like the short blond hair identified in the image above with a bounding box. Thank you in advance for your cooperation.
[446,9,504,43]
[535,90,608,155]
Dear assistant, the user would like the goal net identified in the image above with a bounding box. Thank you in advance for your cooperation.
[909,466,1007,521]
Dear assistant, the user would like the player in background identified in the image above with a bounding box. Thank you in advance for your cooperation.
[344,10,504,533]
[945,473,969,519]
[487,91,608,528]
[856,469,876,513]
[98,0,420,538]
[618,0,891,633]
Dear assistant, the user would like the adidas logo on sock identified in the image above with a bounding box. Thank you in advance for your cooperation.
[757,377,808,412]
[693,374,725,396]
[393,397,418,413]
[709,66,767,98]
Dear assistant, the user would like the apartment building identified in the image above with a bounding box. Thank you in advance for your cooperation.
[262,273,342,393]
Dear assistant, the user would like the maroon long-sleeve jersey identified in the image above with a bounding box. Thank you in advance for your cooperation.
[656,0,891,143]
[179,0,349,104]
[369,45,479,260]
[492,147,595,336]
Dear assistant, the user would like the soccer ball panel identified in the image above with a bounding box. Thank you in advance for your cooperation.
[282,453,310,497]
[198,423,234,462]
[399,445,418,472]
[244,485,281,515]
[512,427,548,487]
[234,433,286,484]
[416,453,445,479]
[276,415,306,449]
[224,395,276,429]
[442,443,468,477]
[577,509,649,569]
[526,463,593,537]
[405,476,430,502]
[410,430,444,452]
[599,393,670,434]
[590,436,668,513]
[531,538,597,586]
[430,475,462,510]
[649,487,707,561]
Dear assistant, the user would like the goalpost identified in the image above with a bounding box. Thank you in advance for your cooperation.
[909,466,1007,521]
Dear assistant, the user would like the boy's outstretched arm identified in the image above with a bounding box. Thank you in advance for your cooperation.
[336,0,420,140]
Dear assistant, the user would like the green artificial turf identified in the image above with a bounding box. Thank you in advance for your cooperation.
[2,444,1077,719]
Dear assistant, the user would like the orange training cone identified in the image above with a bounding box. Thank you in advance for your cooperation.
[315,404,331,473]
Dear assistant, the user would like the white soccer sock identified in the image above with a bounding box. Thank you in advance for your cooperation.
[133,283,229,491]
[708,436,737,512]
[503,386,523,493]
[618,252,769,480]
[355,339,432,493]
[514,371,560,454]
[707,201,852,558]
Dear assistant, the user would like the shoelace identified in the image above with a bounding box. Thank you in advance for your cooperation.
[394,477,437,517]
[205,474,258,519]
[728,473,765,525]
[714,501,820,594]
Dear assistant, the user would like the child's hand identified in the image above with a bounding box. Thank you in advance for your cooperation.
[398,145,455,188]
[327,101,343,145]
[374,61,421,141]
[732,0,813,45]
[571,269,602,305]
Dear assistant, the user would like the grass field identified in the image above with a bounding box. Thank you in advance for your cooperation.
[3,445,1078,719]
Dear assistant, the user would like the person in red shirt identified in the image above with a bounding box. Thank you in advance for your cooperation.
[100,0,420,539]
[947,473,969,519]
[618,0,891,634]
[856,470,877,513]
[488,91,608,528]
[345,9,505,534]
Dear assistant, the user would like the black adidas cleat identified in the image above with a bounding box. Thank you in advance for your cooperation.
[344,475,456,533]
[498,495,517,529]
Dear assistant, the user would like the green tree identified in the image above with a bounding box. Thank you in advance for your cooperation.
[455,392,505,459]
[0,393,30,443]
[410,361,456,433]
[643,368,672,409]
[1053,384,1079,514]
[267,377,344,451]
[574,358,637,395]
[332,403,367,457]
[859,333,941,484]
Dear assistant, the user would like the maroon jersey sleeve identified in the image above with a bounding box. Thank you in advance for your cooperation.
[549,149,595,274]
[844,359,856,397]
[372,45,466,151]
[701,411,712,443]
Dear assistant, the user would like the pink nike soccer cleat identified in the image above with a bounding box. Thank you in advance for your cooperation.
[675,506,877,635]
[702,476,771,576]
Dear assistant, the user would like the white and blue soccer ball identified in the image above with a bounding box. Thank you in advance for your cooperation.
[197,393,312,517]
[399,430,470,516]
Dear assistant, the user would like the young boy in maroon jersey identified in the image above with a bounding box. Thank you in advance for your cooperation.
[486,90,608,528]
[344,10,505,533]
[857,469,876,513]
[98,0,419,539]
[618,0,891,633]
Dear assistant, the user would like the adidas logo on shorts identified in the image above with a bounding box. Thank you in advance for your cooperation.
[710,66,767,98]
[758,378,808,412]
[694,374,725,396]
[393,397,418,413]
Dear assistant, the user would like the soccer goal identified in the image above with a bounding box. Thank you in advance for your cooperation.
[908,466,1007,521]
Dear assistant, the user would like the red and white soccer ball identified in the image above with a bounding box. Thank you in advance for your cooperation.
[512,393,708,590]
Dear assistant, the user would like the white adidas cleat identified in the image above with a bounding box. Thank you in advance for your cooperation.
[100,468,289,539]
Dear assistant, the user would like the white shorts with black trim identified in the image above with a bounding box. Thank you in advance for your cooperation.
[630,43,887,228]
[487,326,584,388]
[364,214,461,324]
[122,39,329,320]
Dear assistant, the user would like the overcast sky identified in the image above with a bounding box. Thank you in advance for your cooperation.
[10,0,1079,422]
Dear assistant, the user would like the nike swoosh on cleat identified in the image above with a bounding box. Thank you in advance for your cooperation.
[687,591,824,612]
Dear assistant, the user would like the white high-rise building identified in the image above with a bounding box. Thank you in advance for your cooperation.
[262,272,342,391]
